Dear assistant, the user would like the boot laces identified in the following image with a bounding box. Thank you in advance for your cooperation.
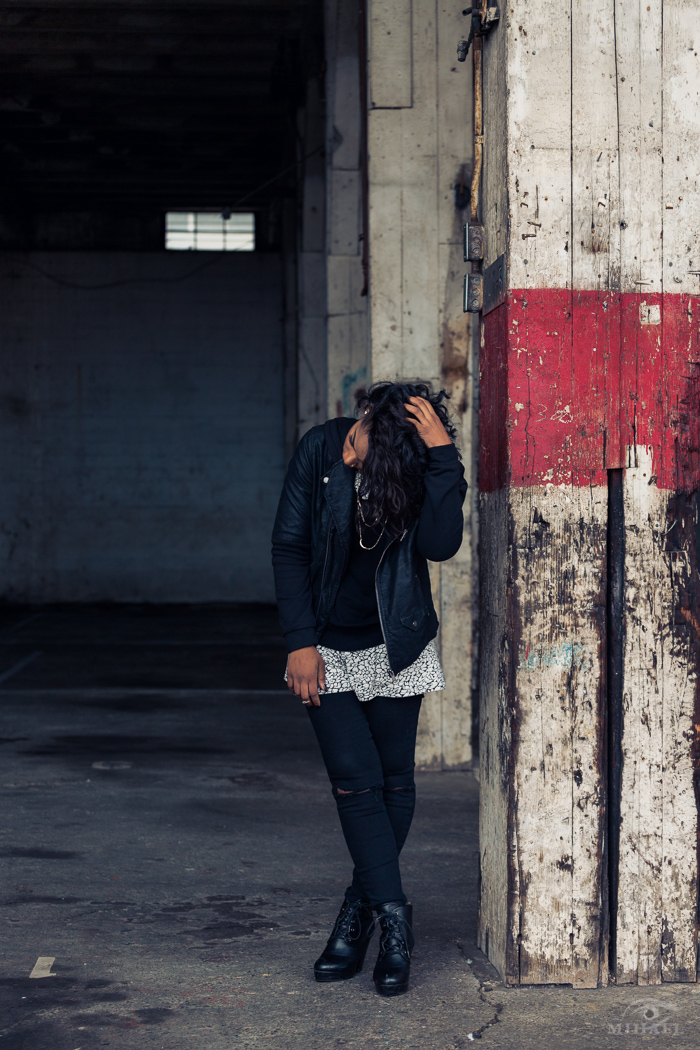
[332,899,367,942]
[372,912,413,961]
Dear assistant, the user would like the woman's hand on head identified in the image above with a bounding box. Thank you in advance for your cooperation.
[404,396,452,448]
[286,646,326,707]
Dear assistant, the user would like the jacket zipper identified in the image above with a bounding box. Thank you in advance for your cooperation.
[315,526,332,616]
[375,539,396,677]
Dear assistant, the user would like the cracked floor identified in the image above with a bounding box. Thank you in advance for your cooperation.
[2,604,700,1049]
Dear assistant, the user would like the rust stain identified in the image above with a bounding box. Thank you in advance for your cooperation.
[441,320,469,415]
[679,605,700,636]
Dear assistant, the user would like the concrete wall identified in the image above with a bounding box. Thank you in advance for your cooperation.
[297,78,329,439]
[325,0,369,417]
[366,0,477,768]
[0,251,285,602]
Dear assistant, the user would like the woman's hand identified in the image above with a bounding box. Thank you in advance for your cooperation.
[286,646,326,707]
[404,396,452,448]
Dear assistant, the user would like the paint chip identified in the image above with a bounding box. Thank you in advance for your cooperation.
[640,302,661,325]
[29,957,56,979]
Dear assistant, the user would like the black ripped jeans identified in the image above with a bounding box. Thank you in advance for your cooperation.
[307,691,423,907]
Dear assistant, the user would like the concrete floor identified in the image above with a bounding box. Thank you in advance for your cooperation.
[1,605,700,1050]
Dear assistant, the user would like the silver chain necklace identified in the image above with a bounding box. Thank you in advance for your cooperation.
[355,472,385,550]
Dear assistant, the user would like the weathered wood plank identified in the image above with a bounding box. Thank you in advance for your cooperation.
[478,486,516,979]
[662,0,700,299]
[659,9,700,979]
[481,0,507,271]
[571,0,619,291]
[617,447,665,985]
[617,450,698,984]
[512,486,607,987]
[478,289,609,986]
[612,0,700,985]
[615,0,663,296]
[479,0,700,988]
[661,499,700,983]
[506,0,572,293]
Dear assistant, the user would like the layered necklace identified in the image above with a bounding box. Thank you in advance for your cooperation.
[354,472,385,550]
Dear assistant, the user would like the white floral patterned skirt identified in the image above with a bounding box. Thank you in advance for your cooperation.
[284,639,445,702]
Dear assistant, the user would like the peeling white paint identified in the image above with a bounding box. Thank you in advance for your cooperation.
[640,302,661,325]
[480,487,608,987]
[617,446,698,984]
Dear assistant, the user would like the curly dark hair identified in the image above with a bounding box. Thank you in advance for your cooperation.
[355,380,458,538]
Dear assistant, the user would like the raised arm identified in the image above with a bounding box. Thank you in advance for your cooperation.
[404,395,468,562]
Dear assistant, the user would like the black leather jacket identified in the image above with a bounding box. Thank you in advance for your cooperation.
[271,417,468,676]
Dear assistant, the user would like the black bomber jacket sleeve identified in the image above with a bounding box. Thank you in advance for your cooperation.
[271,429,320,654]
[415,444,469,561]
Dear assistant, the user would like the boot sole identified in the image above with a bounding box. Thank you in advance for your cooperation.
[374,981,409,997]
[314,962,364,983]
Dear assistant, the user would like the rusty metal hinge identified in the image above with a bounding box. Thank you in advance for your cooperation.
[464,223,484,262]
[463,273,483,313]
[463,254,506,315]
[457,3,500,61]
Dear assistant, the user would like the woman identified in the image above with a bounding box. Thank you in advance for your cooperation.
[271,380,467,996]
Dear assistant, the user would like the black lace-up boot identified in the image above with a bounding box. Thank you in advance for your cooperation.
[313,897,375,982]
[372,901,414,996]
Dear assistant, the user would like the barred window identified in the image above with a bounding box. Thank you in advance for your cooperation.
[165,211,255,251]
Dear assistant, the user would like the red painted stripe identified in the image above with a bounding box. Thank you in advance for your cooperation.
[479,290,700,492]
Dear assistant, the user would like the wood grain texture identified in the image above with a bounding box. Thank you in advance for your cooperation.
[616,451,698,984]
[512,487,608,986]
[478,487,516,979]
[616,5,700,981]
[481,0,507,269]
[506,0,572,292]
[479,485,608,987]
[479,290,700,492]
[479,0,700,985]
[663,0,700,298]
[571,0,620,291]
[616,0,663,296]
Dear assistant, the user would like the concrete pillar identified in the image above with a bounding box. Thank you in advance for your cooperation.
[297,77,328,438]
[365,0,478,768]
[477,0,700,985]
[324,0,369,417]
